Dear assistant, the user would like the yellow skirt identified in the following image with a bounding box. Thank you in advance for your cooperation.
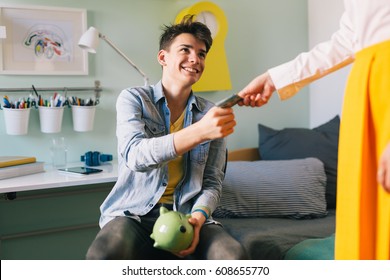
[335,40,390,259]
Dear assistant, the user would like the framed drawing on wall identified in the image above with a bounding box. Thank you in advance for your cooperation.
[0,5,88,75]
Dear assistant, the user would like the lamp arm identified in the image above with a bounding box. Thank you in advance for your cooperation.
[99,34,149,86]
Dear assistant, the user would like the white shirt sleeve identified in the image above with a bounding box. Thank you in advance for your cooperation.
[268,11,356,100]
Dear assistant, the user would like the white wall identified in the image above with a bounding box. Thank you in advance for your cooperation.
[308,0,351,127]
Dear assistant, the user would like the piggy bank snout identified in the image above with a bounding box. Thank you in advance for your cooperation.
[180,225,186,233]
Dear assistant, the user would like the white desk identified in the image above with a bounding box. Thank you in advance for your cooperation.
[0,162,118,194]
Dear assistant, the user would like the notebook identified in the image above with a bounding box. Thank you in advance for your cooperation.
[0,156,36,168]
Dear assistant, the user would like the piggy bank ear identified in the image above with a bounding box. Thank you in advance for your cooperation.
[160,206,169,215]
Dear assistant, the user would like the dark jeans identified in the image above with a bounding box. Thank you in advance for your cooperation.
[86,208,248,260]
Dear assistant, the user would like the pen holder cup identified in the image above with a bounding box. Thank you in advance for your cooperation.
[71,105,96,132]
[38,106,64,133]
[2,107,31,135]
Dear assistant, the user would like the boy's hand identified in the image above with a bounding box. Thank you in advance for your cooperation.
[173,106,235,156]
[196,106,236,140]
[174,213,204,257]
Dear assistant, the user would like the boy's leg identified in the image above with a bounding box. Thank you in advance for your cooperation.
[194,223,248,260]
[86,216,178,260]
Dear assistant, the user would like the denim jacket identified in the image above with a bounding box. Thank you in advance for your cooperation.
[99,81,227,228]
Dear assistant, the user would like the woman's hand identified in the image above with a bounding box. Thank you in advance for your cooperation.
[377,142,390,192]
[237,72,276,107]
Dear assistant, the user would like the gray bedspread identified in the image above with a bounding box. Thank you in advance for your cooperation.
[217,210,335,260]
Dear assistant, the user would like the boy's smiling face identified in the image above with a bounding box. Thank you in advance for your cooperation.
[158,33,207,88]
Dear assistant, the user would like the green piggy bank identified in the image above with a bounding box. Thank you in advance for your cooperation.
[150,206,194,253]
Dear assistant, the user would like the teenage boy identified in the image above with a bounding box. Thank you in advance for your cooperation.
[86,15,247,260]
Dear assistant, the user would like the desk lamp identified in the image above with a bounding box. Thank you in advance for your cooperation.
[78,26,149,86]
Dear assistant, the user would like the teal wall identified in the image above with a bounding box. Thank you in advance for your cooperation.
[0,0,309,164]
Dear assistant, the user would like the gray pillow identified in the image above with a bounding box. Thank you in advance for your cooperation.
[213,158,327,219]
[258,116,339,209]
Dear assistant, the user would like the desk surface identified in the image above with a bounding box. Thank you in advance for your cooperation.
[0,162,118,194]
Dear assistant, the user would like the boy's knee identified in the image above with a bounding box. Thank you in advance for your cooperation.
[223,242,248,260]
[233,244,249,260]
[85,240,108,260]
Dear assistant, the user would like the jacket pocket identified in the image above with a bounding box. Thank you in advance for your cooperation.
[144,118,165,137]
[190,141,210,164]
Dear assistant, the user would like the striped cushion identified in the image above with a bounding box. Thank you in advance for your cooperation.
[258,116,339,209]
[213,158,327,219]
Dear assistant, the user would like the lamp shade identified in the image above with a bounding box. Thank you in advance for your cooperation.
[78,26,100,53]
[0,26,6,39]
[78,26,149,86]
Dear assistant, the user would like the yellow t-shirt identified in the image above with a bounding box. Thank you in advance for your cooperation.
[158,110,185,204]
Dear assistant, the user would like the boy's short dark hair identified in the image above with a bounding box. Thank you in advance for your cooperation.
[159,14,213,53]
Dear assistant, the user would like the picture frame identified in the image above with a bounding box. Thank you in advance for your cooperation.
[0,5,88,75]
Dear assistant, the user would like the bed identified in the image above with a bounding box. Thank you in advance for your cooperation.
[212,116,339,259]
